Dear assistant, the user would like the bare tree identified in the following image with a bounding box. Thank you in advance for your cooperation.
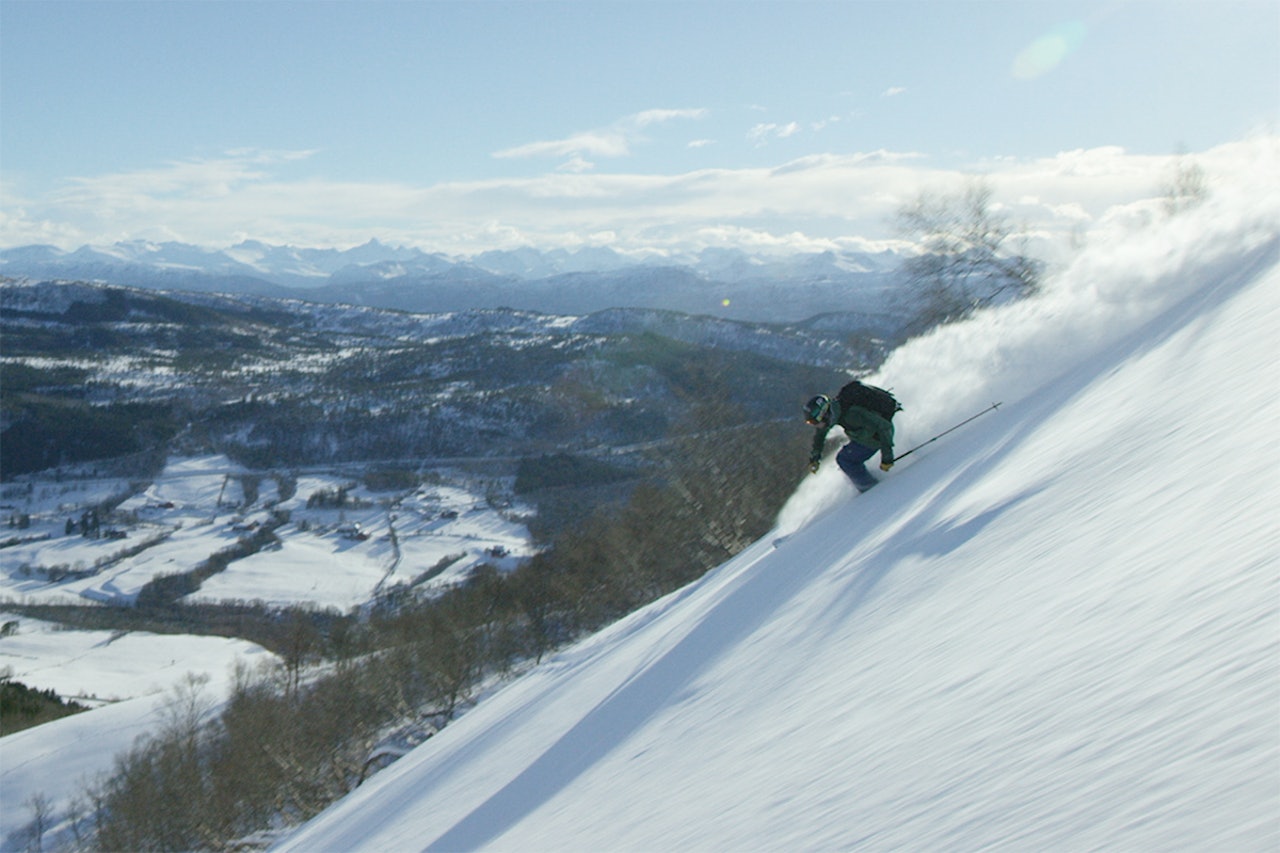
[64,793,90,850]
[279,609,321,700]
[1162,150,1208,216]
[895,178,1042,330]
[23,793,52,853]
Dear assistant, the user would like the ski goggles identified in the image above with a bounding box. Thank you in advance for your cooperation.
[804,395,831,425]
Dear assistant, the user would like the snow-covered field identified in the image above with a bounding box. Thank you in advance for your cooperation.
[0,458,535,849]
[0,617,275,848]
[273,138,1279,851]
[0,456,536,610]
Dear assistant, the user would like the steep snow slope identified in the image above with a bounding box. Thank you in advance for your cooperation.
[276,154,1280,852]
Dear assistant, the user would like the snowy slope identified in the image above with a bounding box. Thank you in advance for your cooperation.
[0,620,274,848]
[276,143,1279,852]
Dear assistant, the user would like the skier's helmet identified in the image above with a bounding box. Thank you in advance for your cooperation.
[804,394,832,426]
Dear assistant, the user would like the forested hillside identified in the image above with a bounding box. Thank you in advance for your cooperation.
[2,280,877,478]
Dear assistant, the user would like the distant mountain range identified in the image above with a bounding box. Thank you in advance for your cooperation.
[0,240,906,322]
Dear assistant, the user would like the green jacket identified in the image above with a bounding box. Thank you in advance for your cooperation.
[810,399,895,464]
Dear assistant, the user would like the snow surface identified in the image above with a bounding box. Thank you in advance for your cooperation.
[275,138,1280,851]
[0,617,275,847]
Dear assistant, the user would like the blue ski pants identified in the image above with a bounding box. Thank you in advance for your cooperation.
[836,441,879,492]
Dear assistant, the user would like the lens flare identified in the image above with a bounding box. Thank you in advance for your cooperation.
[1012,21,1086,80]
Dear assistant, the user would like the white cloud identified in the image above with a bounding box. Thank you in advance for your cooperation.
[556,155,598,174]
[748,122,801,146]
[492,108,707,165]
[493,131,629,161]
[882,86,907,98]
[629,108,707,127]
[0,203,84,247]
[3,138,1273,262]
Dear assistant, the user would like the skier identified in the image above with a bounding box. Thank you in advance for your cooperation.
[804,387,896,492]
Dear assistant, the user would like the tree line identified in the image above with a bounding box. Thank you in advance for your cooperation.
[0,675,89,736]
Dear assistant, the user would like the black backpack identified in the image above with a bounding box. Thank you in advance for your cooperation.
[836,380,901,421]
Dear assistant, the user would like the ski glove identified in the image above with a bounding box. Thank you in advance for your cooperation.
[879,461,894,472]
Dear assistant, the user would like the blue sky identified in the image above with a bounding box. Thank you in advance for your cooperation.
[1,0,1276,255]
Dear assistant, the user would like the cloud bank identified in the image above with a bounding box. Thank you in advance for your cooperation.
[1,135,1274,261]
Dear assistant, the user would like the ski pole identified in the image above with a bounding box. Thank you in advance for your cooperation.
[894,402,1002,462]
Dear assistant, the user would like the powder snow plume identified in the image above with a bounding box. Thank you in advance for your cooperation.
[777,134,1279,536]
